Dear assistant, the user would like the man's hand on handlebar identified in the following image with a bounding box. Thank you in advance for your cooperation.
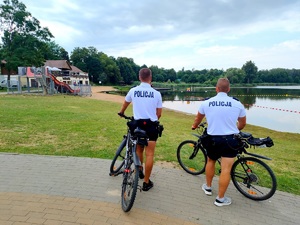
[191,122,207,130]
[118,112,132,120]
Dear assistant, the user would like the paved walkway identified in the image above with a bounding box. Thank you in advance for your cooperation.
[0,153,299,225]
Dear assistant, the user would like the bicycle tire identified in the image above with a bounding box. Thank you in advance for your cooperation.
[177,140,207,175]
[231,157,277,201]
[109,138,126,176]
[121,157,139,212]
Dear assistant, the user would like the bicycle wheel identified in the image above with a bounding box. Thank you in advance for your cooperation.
[231,157,277,201]
[121,157,139,212]
[109,138,126,176]
[177,140,207,175]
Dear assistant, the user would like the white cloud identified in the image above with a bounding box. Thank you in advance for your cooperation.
[13,0,300,70]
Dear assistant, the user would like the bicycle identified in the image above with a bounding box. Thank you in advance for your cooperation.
[109,113,148,212]
[177,122,277,201]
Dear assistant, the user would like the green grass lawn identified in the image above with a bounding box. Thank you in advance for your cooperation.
[0,94,299,195]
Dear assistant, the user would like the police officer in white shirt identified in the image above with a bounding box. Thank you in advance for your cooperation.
[192,78,246,206]
[119,68,162,191]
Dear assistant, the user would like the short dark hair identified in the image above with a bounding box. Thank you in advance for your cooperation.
[139,68,152,81]
[217,78,230,92]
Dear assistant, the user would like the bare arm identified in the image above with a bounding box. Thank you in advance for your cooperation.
[237,116,246,131]
[119,101,131,115]
[191,112,205,129]
[156,108,162,120]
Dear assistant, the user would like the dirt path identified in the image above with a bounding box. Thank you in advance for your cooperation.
[87,86,124,103]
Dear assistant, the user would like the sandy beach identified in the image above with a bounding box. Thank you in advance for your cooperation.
[88,86,124,103]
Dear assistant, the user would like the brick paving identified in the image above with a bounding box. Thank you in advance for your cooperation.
[0,153,299,225]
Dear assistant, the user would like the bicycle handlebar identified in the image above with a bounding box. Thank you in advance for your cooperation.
[199,122,207,128]
[195,122,273,148]
[118,113,133,120]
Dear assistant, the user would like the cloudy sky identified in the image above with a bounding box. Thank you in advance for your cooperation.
[19,0,300,71]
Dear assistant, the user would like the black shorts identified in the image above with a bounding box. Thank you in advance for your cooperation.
[206,135,242,160]
[128,119,159,141]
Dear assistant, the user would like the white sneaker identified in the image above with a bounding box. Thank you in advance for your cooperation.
[214,196,232,207]
[202,184,212,196]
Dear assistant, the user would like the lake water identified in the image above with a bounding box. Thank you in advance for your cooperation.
[162,86,300,134]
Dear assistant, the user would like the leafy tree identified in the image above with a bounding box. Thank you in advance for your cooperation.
[71,47,122,84]
[256,70,270,83]
[70,47,90,71]
[180,70,193,83]
[186,73,198,83]
[207,69,224,79]
[149,65,160,82]
[98,52,121,84]
[0,0,53,82]
[155,74,165,82]
[116,57,137,84]
[150,65,171,82]
[165,68,177,82]
[176,68,187,80]
[242,60,258,84]
[270,68,292,83]
[196,73,206,83]
[290,69,300,83]
[60,48,69,61]
[85,55,103,83]
[43,41,69,61]
[225,68,246,84]
[70,47,102,83]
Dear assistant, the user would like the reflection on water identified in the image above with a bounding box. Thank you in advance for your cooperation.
[162,86,300,134]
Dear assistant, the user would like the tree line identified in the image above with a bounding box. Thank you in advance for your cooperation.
[1,0,300,86]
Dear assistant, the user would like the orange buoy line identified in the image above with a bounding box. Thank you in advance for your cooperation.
[235,94,300,98]
[244,104,300,114]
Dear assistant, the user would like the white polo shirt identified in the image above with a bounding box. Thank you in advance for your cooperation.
[125,82,162,121]
[199,92,246,135]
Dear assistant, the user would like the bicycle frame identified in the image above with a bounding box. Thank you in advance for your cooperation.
[241,149,272,160]
[119,113,144,168]
[125,132,141,168]
[118,114,144,212]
